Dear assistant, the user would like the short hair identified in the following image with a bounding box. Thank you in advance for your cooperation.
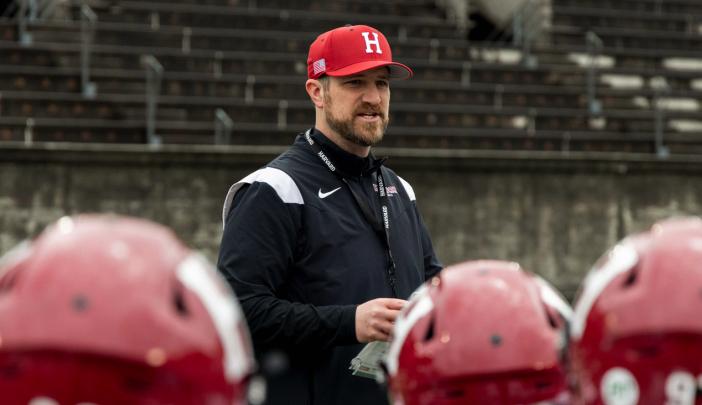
[318,75,330,91]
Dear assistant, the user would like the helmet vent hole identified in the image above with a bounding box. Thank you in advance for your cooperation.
[0,361,20,380]
[423,316,435,342]
[71,295,89,312]
[633,345,659,358]
[490,334,502,347]
[0,271,18,294]
[535,380,553,389]
[545,308,559,329]
[622,268,638,288]
[123,376,152,393]
[445,389,464,398]
[173,288,189,317]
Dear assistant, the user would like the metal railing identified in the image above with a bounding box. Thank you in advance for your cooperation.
[245,74,255,104]
[461,61,471,87]
[511,0,549,67]
[429,39,440,63]
[562,132,571,154]
[214,108,233,145]
[17,0,34,45]
[527,108,536,136]
[585,31,603,116]
[181,27,191,54]
[277,100,288,130]
[653,85,670,158]
[482,0,549,67]
[435,0,471,36]
[494,84,504,109]
[213,51,223,79]
[11,0,64,45]
[141,55,163,146]
[149,10,159,30]
[24,118,34,145]
[80,3,97,99]
[397,26,407,43]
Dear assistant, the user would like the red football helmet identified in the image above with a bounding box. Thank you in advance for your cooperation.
[385,260,572,405]
[0,215,255,405]
[570,217,702,405]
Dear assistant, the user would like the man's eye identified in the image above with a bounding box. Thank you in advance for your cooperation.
[378,81,389,88]
[346,80,361,86]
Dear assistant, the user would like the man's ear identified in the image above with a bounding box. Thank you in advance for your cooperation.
[305,79,324,109]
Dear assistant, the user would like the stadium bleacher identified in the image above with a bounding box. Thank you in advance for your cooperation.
[1,0,702,154]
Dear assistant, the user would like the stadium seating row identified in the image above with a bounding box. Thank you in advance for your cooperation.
[1,0,701,154]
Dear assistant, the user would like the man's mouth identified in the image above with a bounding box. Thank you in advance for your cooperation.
[356,112,383,122]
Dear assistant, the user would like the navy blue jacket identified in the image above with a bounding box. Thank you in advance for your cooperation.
[218,129,442,405]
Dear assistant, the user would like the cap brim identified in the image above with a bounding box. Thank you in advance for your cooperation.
[325,61,413,80]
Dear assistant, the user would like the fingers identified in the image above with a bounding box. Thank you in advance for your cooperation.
[380,298,407,311]
[377,308,400,324]
[366,319,394,342]
[373,300,407,323]
[370,330,391,342]
[355,298,409,343]
[367,330,390,342]
[373,319,395,337]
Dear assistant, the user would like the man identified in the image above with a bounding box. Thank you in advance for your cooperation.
[218,25,442,404]
[0,215,255,404]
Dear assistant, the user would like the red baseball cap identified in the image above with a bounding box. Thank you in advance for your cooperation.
[307,25,413,80]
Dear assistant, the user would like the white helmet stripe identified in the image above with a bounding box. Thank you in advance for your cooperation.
[177,254,252,381]
[385,285,434,375]
[571,243,638,340]
[535,275,574,322]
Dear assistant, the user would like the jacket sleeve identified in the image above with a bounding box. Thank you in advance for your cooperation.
[396,174,443,281]
[414,203,443,280]
[217,181,358,353]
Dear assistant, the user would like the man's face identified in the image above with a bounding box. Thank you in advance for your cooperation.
[322,67,390,147]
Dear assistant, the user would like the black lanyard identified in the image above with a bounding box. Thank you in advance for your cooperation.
[304,129,398,297]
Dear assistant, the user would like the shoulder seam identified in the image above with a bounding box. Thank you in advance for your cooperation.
[241,167,304,204]
[222,167,304,228]
[397,175,416,202]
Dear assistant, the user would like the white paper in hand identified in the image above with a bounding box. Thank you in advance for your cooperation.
[349,341,389,380]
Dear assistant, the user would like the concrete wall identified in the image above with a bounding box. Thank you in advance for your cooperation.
[3,142,702,298]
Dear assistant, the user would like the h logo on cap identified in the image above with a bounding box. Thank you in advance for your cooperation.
[361,32,383,54]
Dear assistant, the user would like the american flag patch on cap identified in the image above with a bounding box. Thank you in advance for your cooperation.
[313,58,326,75]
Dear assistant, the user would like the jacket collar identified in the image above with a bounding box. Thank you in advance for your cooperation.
[306,128,384,178]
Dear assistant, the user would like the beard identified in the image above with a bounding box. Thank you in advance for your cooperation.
[323,94,389,147]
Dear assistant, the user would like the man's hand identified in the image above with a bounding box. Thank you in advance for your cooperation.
[355,298,407,343]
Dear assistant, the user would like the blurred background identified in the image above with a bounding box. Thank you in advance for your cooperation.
[2,0,702,298]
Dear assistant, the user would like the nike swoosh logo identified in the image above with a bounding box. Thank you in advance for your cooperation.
[318,187,341,199]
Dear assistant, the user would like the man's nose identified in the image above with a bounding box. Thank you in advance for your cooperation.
[362,85,382,105]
